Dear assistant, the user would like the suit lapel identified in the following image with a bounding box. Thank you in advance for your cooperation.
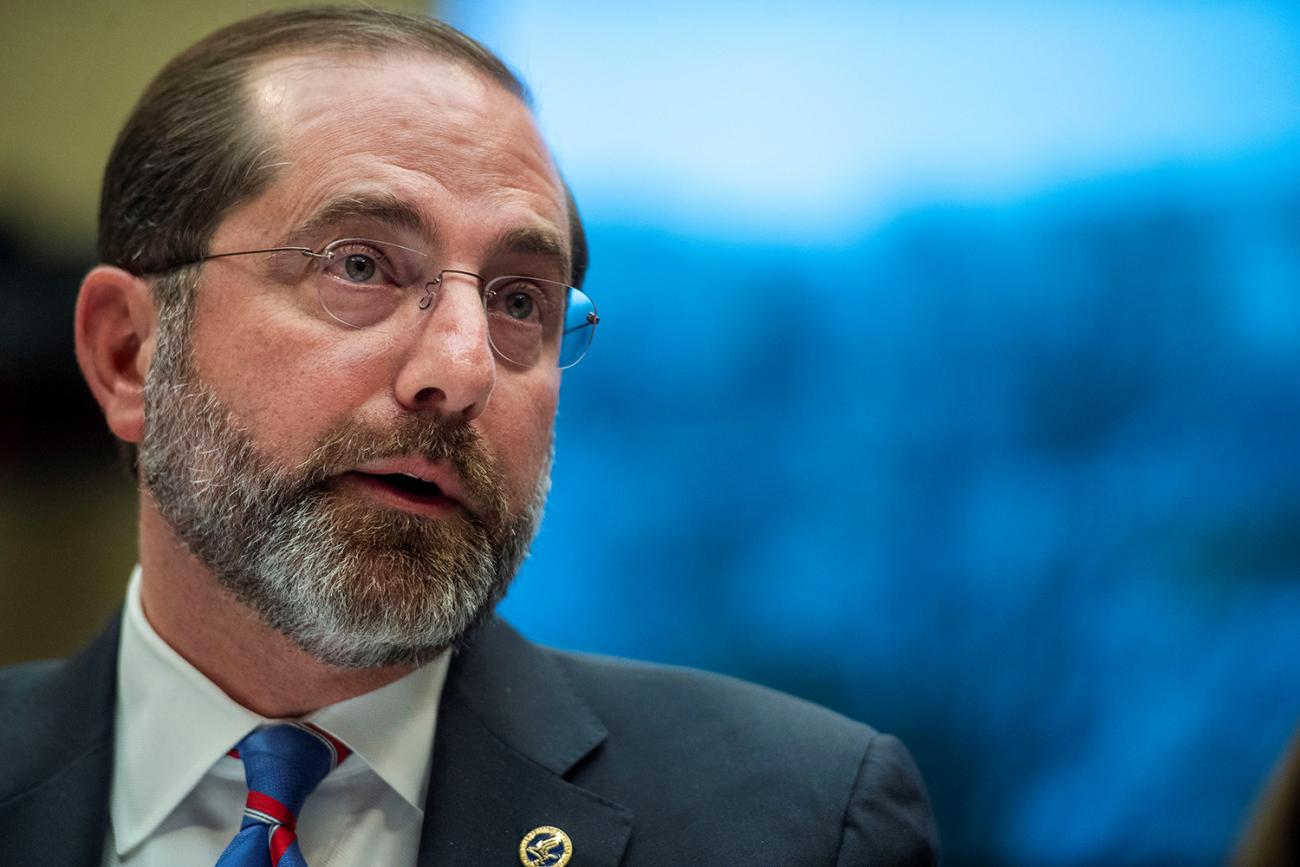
[418,619,633,866]
[0,616,119,866]
[0,614,635,865]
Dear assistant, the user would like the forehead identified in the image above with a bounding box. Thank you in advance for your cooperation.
[226,50,567,252]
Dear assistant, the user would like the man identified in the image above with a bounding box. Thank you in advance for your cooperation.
[0,7,938,865]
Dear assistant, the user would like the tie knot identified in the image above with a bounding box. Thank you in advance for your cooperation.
[232,723,351,819]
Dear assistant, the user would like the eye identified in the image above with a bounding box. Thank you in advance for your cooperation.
[488,279,548,324]
[504,291,535,320]
[320,239,413,286]
[312,238,427,329]
[343,253,376,282]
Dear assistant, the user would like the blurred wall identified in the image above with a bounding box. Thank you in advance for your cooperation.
[0,0,426,255]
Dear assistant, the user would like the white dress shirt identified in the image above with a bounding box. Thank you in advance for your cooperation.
[104,566,449,867]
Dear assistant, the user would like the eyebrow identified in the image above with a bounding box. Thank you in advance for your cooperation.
[281,193,431,247]
[279,194,572,280]
[488,226,572,283]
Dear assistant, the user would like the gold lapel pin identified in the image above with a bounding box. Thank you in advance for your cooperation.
[519,825,573,867]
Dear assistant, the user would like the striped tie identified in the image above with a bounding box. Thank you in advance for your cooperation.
[215,723,351,867]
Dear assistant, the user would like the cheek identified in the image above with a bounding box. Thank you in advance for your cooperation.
[188,297,391,456]
[487,369,560,505]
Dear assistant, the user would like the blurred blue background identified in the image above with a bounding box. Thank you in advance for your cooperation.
[445,2,1300,863]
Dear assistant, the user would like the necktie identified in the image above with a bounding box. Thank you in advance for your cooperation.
[215,722,352,867]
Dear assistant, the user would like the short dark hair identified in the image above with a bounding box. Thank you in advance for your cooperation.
[98,4,588,300]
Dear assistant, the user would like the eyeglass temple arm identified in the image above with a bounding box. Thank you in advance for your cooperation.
[564,311,600,335]
[196,246,322,263]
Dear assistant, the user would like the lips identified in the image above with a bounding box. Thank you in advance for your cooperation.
[338,457,469,516]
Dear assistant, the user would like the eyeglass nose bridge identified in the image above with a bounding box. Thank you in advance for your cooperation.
[418,268,484,311]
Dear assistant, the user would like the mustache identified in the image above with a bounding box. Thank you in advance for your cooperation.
[289,416,508,529]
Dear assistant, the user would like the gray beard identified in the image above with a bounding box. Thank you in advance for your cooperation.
[137,301,548,668]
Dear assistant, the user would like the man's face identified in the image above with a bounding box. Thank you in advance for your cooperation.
[137,51,569,666]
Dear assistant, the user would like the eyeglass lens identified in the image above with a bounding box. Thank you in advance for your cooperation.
[262,238,596,369]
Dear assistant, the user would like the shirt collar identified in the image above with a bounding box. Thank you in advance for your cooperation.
[111,565,448,856]
[306,644,446,812]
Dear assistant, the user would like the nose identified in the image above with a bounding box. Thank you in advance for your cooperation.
[393,272,495,422]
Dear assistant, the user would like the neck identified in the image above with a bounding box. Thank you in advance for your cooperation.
[136,494,415,718]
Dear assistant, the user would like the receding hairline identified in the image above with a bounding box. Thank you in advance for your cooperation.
[233,42,547,177]
[194,6,534,107]
[98,5,587,289]
[246,43,531,102]
[228,50,573,278]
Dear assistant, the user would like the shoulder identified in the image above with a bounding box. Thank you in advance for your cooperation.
[543,647,940,865]
[0,658,68,764]
[0,621,119,800]
[0,657,95,803]
[0,629,117,865]
[0,657,63,699]
[548,646,871,757]
[0,656,82,749]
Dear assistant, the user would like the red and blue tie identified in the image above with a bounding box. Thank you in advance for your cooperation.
[215,723,351,867]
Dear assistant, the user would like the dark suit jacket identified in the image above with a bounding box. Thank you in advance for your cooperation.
[0,616,938,865]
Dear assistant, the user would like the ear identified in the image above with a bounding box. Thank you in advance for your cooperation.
[74,265,158,444]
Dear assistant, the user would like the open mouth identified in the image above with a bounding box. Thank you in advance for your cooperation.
[342,471,458,513]
[373,472,443,498]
